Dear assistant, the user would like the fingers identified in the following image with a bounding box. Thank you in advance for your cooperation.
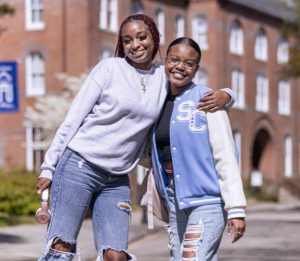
[228,220,233,237]
[197,102,220,111]
[203,90,215,97]
[230,218,246,244]
[36,178,52,194]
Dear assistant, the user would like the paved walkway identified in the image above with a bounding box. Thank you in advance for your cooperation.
[0,211,163,261]
[0,203,299,261]
[128,211,300,261]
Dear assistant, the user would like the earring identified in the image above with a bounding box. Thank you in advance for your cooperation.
[123,51,127,58]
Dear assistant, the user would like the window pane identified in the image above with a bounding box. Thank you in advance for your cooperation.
[278,38,289,64]
[176,17,184,38]
[192,17,208,50]
[194,70,208,86]
[100,0,108,29]
[132,0,143,15]
[26,52,45,95]
[157,11,165,44]
[109,0,118,32]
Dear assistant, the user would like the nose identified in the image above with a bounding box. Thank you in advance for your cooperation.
[175,61,185,71]
[132,38,141,50]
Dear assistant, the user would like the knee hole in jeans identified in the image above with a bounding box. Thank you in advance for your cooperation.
[181,220,204,259]
[118,201,132,212]
[103,249,127,261]
[52,238,74,253]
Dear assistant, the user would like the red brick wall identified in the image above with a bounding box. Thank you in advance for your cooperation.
[0,0,299,183]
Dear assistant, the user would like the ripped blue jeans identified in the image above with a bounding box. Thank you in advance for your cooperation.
[167,178,227,261]
[38,148,135,261]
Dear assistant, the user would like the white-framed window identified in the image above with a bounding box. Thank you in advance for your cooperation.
[192,16,208,50]
[285,136,292,177]
[255,29,268,61]
[256,75,269,112]
[99,49,114,61]
[109,0,118,32]
[157,10,165,45]
[175,16,185,38]
[25,0,45,31]
[26,125,43,171]
[231,70,245,109]
[132,0,143,15]
[100,0,108,29]
[277,38,289,64]
[194,69,208,86]
[234,131,242,171]
[230,20,243,55]
[278,80,290,115]
[26,52,45,96]
[99,0,118,32]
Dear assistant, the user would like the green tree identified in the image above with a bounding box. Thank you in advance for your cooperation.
[282,0,300,77]
[0,4,15,35]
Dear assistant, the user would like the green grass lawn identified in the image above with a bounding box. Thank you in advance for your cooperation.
[0,212,37,227]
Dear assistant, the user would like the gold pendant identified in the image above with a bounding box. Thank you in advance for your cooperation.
[141,80,146,94]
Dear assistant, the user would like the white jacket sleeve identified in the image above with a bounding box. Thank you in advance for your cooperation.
[221,88,236,111]
[206,109,247,219]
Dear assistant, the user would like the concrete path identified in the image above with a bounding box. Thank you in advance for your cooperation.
[0,211,164,261]
[128,211,300,261]
[0,203,299,261]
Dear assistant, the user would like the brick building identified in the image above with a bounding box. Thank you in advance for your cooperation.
[0,0,299,197]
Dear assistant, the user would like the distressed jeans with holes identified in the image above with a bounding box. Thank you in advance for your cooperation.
[166,178,227,261]
[38,148,135,261]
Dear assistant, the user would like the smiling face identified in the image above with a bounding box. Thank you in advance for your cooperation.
[122,21,155,70]
[165,43,200,95]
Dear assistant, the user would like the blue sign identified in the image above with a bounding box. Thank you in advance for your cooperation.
[0,61,19,113]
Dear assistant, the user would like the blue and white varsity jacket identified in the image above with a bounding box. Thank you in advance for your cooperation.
[149,83,247,219]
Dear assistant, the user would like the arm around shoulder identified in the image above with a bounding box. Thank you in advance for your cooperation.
[206,109,247,219]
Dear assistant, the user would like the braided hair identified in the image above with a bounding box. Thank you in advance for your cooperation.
[115,14,161,61]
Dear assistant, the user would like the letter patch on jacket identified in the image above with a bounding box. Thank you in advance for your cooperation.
[176,101,207,133]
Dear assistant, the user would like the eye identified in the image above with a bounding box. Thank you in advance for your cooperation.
[186,63,194,68]
[122,39,131,44]
[139,36,147,41]
[170,58,179,63]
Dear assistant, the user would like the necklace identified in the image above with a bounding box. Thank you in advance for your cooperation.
[135,70,149,94]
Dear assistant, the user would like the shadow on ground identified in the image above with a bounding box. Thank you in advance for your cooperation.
[0,233,25,243]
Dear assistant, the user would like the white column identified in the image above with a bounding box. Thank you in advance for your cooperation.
[285,136,292,177]
[26,126,34,171]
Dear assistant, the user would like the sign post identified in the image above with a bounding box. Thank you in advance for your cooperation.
[0,61,19,113]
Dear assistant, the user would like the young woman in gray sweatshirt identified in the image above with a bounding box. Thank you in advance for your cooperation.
[36,14,235,261]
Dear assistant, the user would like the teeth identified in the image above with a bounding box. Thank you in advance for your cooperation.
[133,50,144,54]
[174,73,184,77]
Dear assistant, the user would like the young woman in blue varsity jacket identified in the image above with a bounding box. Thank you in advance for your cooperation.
[150,38,247,261]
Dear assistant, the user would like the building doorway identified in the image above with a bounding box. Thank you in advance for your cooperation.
[251,129,275,180]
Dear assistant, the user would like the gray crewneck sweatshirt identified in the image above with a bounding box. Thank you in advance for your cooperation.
[39,58,235,180]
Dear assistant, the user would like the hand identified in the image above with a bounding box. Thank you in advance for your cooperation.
[228,218,246,243]
[36,178,52,194]
[197,90,231,112]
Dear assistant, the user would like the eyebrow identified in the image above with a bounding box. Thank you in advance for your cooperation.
[169,54,198,62]
[122,31,148,39]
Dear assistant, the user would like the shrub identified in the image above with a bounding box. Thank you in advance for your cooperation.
[243,178,278,202]
[0,168,40,215]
